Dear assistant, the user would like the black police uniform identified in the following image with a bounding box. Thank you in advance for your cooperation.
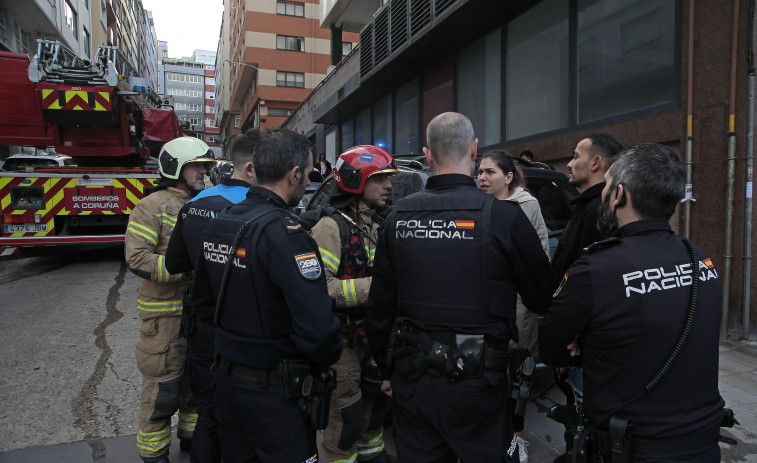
[164,178,250,463]
[193,186,343,463]
[539,219,725,462]
[366,174,552,463]
[551,182,606,285]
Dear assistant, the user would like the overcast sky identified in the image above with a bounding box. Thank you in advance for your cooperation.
[140,0,224,59]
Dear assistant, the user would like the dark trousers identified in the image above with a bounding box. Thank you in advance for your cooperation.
[391,370,515,463]
[213,363,318,463]
[187,321,221,463]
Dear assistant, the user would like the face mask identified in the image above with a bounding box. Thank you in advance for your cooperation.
[597,193,619,236]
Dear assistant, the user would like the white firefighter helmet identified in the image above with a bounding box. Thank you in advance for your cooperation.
[158,137,216,180]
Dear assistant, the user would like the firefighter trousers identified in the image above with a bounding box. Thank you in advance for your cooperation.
[321,338,393,463]
[135,315,197,461]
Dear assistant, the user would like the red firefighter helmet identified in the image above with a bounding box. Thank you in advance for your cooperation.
[334,145,398,194]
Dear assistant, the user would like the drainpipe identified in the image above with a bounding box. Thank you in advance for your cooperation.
[684,0,696,239]
[722,0,741,337]
[742,0,755,339]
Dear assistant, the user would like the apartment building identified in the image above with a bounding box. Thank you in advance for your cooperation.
[215,0,359,152]
[160,58,207,139]
[0,0,93,58]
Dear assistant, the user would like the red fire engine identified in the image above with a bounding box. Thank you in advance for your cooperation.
[0,40,185,257]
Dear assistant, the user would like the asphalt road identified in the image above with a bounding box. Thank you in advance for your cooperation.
[0,246,143,453]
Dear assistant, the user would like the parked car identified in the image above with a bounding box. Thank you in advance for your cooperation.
[305,155,576,257]
[1,154,75,171]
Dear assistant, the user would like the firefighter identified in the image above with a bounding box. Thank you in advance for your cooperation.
[164,129,259,463]
[310,146,398,463]
[193,129,342,462]
[539,144,725,462]
[366,112,553,462]
[125,137,215,463]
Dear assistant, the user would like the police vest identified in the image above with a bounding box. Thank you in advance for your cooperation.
[202,204,300,366]
[391,189,517,332]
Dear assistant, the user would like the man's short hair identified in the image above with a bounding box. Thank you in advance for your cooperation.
[253,129,312,185]
[587,133,623,165]
[229,128,262,168]
[608,143,685,220]
[426,112,475,165]
[520,150,534,161]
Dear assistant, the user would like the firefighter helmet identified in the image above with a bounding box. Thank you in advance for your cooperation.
[334,145,398,194]
[158,137,216,180]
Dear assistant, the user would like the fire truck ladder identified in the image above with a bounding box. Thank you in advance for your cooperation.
[28,39,118,86]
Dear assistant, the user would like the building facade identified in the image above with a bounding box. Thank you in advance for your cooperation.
[160,59,207,140]
[282,0,757,339]
[0,0,93,58]
[215,0,359,153]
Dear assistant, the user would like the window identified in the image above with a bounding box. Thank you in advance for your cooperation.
[394,79,420,155]
[207,77,216,86]
[277,35,305,52]
[354,107,371,146]
[276,71,304,88]
[373,94,392,151]
[457,28,501,147]
[206,65,215,71]
[167,88,202,97]
[207,106,216,114]
[342,42,353,56]
[190,118,202,125]
[64,0,78,39]
[268,107,293,117]
[83,27,91,58]
[576,0,676,123]
[277,1,304,17]
[83,0,89,9]
[208,135,219,143]
[207,92,215,99]
[0,8,7,44]
[234,115,241,128]
[503,0,678,141]
[340,119,354,152]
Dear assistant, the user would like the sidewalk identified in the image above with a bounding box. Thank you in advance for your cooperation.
[1,340,755,462]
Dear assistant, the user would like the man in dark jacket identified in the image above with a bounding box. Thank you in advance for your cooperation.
[551,133,623,283]
[193,129,342,462]
[164,128,259,463]
[367,112,552,463]
[540,143,725,462]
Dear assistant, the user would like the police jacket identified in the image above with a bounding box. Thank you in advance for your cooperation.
[539,219,725,439]
[310,200,378,315]
[125,186,191,320]
[165,178,250,276]
[551,182,606,285]
[192,186,342,370]
[366,174,553,376]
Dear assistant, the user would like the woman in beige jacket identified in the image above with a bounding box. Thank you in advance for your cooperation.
[478,150,550,363]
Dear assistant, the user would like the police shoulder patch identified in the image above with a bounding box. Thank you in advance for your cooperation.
[295,252,322,280]
[281,215,303,234]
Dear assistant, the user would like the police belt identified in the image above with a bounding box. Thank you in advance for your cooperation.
[591,424,720,459]
[419,330,509,376]
[218,357,279,386]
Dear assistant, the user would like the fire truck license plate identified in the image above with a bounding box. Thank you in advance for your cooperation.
[4,224,48,233]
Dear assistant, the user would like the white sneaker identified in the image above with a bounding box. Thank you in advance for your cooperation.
[516,436,529,463]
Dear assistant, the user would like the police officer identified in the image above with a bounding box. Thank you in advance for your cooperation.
[125,137,215,463]
[310,146,398,463]
[539,143,725,462]
[192,129,342,462]
[164,128,259,463]
[366,112,553,462]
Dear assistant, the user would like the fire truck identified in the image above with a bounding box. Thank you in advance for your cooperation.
[0,40,184,257]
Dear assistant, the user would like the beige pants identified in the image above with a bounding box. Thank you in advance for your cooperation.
[135,315,197,461]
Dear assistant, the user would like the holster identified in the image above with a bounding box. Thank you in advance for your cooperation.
[360,354,384,397]
[509,348,535,431]
[277,358,312,401]
[179,287,194,338]
[302,366,337,430]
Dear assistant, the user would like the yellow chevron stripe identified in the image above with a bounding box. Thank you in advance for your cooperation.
[42,89,62,109]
